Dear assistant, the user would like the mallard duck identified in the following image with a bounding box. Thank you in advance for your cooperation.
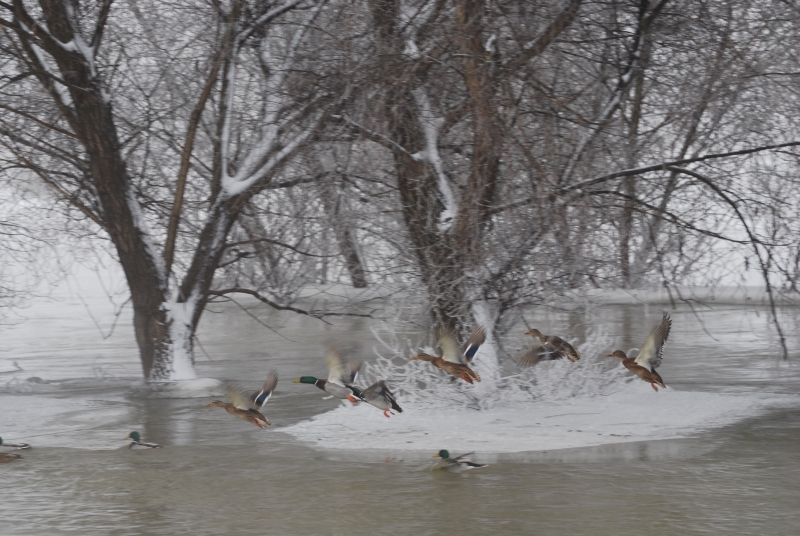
[0,437,31,450]
[355,380,403,418]
[432,450,487,473]
[606,313,671,391]
[517,340,561,366]
[411,326,485,383]
[124,431,162,450]
[293,349,362,402]
[524,329,581,362]
[206,371,278,428]
[0,452,23,463]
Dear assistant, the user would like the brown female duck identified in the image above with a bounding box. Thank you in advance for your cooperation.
[206,371,278,428]
[606,313,671,392]
[411,326,485,383]
[524,329,581,362]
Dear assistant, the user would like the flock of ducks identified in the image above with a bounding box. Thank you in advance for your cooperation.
[1,313,672,471]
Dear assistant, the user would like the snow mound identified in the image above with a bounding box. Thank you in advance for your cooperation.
[281,382,796,453]
[282,326,797,453]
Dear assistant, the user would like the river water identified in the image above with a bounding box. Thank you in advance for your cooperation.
[1,275,799,535]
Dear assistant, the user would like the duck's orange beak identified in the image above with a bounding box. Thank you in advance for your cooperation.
[433,453,441,458]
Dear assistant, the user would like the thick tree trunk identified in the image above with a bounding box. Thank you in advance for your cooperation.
[14,0,201,380]
[370,0,467,331]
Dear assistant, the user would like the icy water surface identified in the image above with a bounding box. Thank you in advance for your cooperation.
[1,279,800,535]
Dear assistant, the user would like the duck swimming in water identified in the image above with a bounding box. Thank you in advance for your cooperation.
[124,431,162,450]
[606,313,671,392]
[432,450,487,473]
[0,437,31,450]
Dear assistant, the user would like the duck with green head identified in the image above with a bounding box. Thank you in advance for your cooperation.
[124,431,162,450]
[293,349,362,403]
[432,449,487,473]
[0,437,31,450]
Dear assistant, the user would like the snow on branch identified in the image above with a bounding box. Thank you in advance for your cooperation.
[223,116,322,196]
[220,0,328,198]
[411,87,457,231]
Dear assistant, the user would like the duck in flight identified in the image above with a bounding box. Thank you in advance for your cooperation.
[354,380,403,418]
[411,326,485,383]
[293,349,362,402]
[606,313,671,392]
[206,371,278,428]
[521,329,581,363]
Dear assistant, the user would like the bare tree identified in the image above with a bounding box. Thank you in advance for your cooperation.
[0,0,343,379]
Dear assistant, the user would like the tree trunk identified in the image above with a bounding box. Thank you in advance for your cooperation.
[370,0,467,331]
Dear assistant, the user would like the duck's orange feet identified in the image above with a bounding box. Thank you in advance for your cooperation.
[383,409,391,418]
[347,394,358,403]
[650,382,658,392]
[254,421,263,428]
[461,374,473,384]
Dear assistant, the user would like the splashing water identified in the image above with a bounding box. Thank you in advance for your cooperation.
[358,321,626,411]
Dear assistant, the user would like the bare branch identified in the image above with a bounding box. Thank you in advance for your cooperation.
[207,288,373,320]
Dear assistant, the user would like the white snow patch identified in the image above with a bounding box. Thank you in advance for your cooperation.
[404,39,421,59]
[411,87,456,231]
[282,381,797,453]
[125,187,166,287]
[162,296,199,381]
[282,323,797,453]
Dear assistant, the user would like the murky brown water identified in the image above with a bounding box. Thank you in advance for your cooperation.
[2,286,800,535]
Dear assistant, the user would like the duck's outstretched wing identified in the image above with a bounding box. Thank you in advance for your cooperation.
[451,452,475,463]
[517,341,560,366]
[251,371,278,409]
[345,359,362,386]
[361,380,403,412]
[548,335,581,361]
[635,313,671,371]
[437,328,463,364]
[460,326,486,365]
[325,348,356,386]
[224,382,255,410]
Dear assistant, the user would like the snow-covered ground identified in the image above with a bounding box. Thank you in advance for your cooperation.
[282,364,797,453]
